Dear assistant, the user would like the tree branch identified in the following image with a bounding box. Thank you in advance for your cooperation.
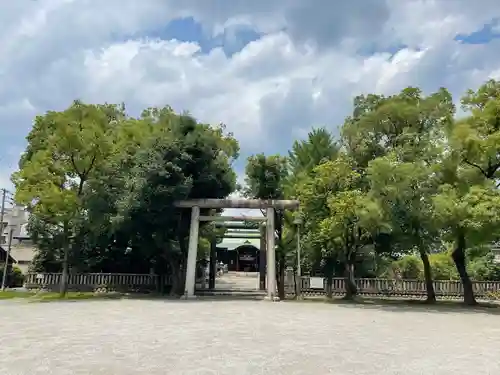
[463,158,488,178]
[70,153,82,176]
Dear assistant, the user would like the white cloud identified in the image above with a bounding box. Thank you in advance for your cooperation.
[1,0,500,199]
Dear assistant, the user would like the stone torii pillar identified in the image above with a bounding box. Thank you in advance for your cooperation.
[174,199,299,300]
[259,223,266,291]
[184,206,200,298]
[266,207,277,300]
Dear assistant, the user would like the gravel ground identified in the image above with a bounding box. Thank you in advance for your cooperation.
[1,299,499,375]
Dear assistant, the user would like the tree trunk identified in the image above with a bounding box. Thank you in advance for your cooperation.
[275,210,286,300]
[325,273,333,299]
[294,268,301,298]
[172,233,189,297]
[59,224,70,297]
[277,253,286,300]
[169,266,180,296]
[324,258,334,299]
[343,262,357,300]
[418,249,436,303]
[452,231,476,305]
[169,258,186,296]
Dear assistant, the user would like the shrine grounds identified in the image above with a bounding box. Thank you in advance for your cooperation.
[1,298,499,375]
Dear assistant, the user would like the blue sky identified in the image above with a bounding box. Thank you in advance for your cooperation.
[1,0,500,208]
[143,17,263,57]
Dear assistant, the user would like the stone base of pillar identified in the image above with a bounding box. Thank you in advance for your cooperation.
[264,295,280,302]
[181,293,198,300]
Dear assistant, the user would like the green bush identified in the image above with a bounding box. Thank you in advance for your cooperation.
[383,252,500,282]
[383,252,457,281]
[468,254,500,281]
[0,264,25,287]
[428,253,458,280]
[392,255,423,279]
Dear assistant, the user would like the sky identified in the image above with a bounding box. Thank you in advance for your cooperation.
[2,0,500,217]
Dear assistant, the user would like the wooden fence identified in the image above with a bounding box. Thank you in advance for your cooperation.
[24,273,172,293]
[293,277,500,298]
[25,273,500,298]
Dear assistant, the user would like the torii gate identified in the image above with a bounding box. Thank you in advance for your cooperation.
[174,199,300,301]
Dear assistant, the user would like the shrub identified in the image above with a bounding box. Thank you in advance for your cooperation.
[428,253,458,280]
[0,264,25,287]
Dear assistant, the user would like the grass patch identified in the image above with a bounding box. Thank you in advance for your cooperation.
[0,290,126,302]
[35,291,126,302]
[0,290,37,299]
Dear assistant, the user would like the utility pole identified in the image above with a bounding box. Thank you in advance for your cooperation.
[1,228,14,291]
[0,188,8,290]
[0,188,6,245]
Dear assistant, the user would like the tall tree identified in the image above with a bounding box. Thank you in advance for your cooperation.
[288,127,338,177]
[342,87,454,167]
[454,79,500,181]
[298,156,389,298]
[286,127,339,276]
[244,153,289,299]
[342,87,454,300]
[368,155,440,302]
[115,111,238,295]
[436,79,500,304]
[432,171,500,305]
[12,101,123,296]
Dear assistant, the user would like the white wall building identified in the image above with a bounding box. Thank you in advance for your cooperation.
[1,205,29,245]
[0,205,36,273]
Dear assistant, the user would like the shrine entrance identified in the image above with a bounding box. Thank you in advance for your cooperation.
[233,244,259,272]
[174,198,299,301]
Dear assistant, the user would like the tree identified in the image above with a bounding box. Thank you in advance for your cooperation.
[243,153,289,298]
[244,154,289,299]
[286,127,339,279]
[342,87,454,168]
[319,189,388,299]
[432,182,500,304]
[342,87,454,301]
[114,111,238,295]
[12,101,123,296]
[298,156,389,298]
[288,127,338,187]
[454,79,500,181]
[427,80,500,303]
[243,154,289,200]
[368,155,441,302]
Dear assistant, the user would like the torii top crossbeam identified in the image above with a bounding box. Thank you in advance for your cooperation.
[174,199,299,210]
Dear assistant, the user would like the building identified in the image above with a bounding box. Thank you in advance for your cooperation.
[0,205,36,273]
[217,238,260,272]
[1,205,28,245]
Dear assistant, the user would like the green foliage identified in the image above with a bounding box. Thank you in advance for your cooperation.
[243,154,288,199]
[13,101,122,223]
[468,254,500,281]
[432,184,500,245]
[318,189,388,260]
[0,265,25,287]
[342,87,454,168]
[384,251,500,282]
[13,79,500,304]
[454,80,500,180]
[13,102,238,295]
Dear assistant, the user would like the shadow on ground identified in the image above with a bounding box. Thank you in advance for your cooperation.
[295,297,500,315]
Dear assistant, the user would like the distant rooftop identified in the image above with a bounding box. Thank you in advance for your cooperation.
[218,238,259,250]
